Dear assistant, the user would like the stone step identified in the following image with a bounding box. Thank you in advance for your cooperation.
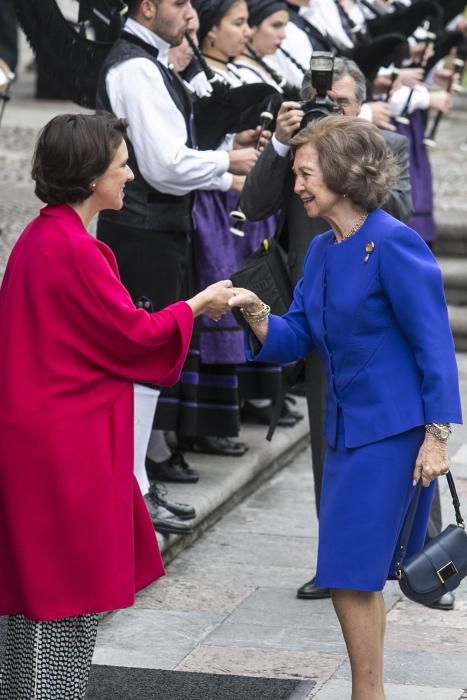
[448,305,467,352]
[433,212,467,258]
[439,257,467,305]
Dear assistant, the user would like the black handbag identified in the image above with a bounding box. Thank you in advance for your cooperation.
[397,472,467,605]
[230,237,298,442]
[230,237,293,320]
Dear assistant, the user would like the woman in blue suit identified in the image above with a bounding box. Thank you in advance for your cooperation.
[229,115,462,700]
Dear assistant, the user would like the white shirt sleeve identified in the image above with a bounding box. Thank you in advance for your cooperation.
[358,103,374,122]
[271,134,291,157]
[389,84,430,116]
[106,57,232,195]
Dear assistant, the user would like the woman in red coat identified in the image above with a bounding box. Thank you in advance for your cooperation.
[0,112,234,699]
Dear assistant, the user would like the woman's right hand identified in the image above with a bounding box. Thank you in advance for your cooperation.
[228,288,263,313]
[229,288,270,344]
[186,280,235,320]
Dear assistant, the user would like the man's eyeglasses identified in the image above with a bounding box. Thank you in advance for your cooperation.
[333,97,359,108]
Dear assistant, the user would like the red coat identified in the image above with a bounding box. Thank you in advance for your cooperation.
[0,204,193,621]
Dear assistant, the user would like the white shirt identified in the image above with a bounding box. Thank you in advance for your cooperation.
[389,84,430,116]
[300,0,355,50]
[265,22,313,89]
[106,18,232,195]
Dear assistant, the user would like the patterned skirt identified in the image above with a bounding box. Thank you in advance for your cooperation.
[0,613,98,700]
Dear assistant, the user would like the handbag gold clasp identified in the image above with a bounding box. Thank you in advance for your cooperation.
[436,561,458,583]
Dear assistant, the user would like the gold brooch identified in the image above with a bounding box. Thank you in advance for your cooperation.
[364,242,375,263]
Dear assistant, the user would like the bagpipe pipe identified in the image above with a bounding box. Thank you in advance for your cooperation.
[394,18,438,125]
[228,103,276,237]
[423,55,465,148]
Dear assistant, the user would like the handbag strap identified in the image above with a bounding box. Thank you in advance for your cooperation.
[446,471,465,529]
[396,483,422,574]
[396,472,465,576]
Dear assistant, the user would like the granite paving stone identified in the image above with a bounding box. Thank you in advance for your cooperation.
[164,559,316,588]
[203,620,347,654]
[387,596,467,629]
[176,646,345,685]
[93,608,225,670]
[133,578,257,614]
[169,529,317,568]
[312,679,464,700]
[336,649,467,689]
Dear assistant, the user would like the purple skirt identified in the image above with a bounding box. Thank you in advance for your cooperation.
[395,109,435,243]
[193,190,278,365]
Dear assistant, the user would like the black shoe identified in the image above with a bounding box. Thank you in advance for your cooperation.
[180,436,249,457]
[147,482,196,520]
[240,401,297,427]
[288,381,307,397]
[296,577,331,600]
[424,591,455,611]
[144,495,194,535]
[282,395,304,422]
[145,452,199,484]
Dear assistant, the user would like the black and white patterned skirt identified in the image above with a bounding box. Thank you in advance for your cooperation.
[0,613,98,699]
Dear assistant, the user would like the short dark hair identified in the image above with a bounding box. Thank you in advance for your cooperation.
[32,112,128,205]
[126,0,161,18]
[290,115,398,210]
[126,0,142,17]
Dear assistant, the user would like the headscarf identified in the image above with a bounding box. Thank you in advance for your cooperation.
[192,0,242,42]
[246,0,288,27]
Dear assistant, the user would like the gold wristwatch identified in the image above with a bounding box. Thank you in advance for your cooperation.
[425,422,451,441]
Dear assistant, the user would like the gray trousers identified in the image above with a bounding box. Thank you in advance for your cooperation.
[0,613,98,700]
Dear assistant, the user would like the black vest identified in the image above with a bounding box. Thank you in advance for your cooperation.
[96,33,194,231]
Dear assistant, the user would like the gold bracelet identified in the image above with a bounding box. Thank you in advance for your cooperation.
[241,302,271,319]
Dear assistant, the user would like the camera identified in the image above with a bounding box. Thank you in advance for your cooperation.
[299,52,341,128]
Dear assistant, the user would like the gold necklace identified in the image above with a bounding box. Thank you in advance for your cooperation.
[335,212,368,244]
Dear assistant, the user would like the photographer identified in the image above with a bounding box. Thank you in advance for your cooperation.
[240,55,412,601]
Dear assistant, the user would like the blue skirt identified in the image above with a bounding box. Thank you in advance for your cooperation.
[315,413,435,591]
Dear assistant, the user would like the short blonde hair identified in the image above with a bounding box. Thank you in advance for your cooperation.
[290,115,398,210]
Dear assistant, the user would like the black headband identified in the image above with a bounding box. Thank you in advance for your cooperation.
[247,0,288,27]
[192,0,240,42]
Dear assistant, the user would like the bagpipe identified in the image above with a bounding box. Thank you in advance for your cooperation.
[394,18,438,125]
[423,56,465,148]
[183,34,281,151]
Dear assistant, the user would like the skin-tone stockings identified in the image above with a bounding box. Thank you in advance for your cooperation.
[331,589,386,700]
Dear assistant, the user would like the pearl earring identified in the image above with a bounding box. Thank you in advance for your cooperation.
[91,182,96,189]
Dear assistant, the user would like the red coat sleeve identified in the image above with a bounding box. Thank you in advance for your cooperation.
[45,230,194,387]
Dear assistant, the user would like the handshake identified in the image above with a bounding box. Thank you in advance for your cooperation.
[0,59,13,96]
[186,280,264,322]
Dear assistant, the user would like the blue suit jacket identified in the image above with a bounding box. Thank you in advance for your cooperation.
[250,209,462,448]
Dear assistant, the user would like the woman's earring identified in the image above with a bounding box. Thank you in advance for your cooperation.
[91,182,96,190]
